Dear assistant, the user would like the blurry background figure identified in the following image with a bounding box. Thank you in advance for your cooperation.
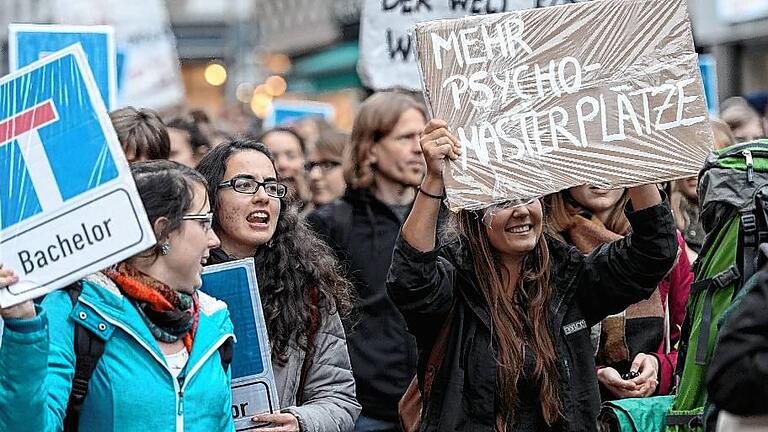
[166,116,212,168]
[745,91,768,137]
[670,118,736,261]
[259,127,311,208]
[721,97,765,142]
[208,128,232,148]
[293,116,333,157]
[306,128,348,208]
[307,91,428,432]
[711,118,738,150]
[188,109,214,141]
[109,106,170,162]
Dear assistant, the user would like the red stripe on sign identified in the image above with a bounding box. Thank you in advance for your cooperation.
[0,101,57,145]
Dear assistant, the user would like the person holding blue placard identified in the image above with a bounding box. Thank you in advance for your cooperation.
[197,137,360,432]
[0,161,236,431]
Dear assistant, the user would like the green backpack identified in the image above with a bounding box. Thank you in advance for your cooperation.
[666,140,768,431]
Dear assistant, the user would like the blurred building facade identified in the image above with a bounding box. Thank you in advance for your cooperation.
[690,0,768,108]
[7,0,768,125]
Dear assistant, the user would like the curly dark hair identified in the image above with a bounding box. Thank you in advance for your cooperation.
[196,136,354,365]
[130,160,206,258]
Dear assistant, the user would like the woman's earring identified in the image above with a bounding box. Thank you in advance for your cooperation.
[160,242,171,256]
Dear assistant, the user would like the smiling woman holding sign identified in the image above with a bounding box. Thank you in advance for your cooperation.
[386,120,678,431]
[0,160,237,431]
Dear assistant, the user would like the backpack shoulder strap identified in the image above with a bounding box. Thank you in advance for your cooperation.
[739,210,760,290]
[64,283,106,432]
[218,337,234,373]
[296,286,321,405]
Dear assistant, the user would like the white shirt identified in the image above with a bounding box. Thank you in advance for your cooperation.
[164,347,189,379]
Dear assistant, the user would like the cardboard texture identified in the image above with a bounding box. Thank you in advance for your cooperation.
[414,0,713,210]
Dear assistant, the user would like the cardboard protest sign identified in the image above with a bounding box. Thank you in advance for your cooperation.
[0,44,155,307]
[201,259,279,431]
[414,0,713,210]
[358,0,590,90]
[8,24,118,110]
[264,100,335,129]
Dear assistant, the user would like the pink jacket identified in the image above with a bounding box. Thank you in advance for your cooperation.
[653,231,693,395]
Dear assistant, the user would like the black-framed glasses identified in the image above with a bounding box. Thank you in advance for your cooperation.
[181,212,214,232]
[305,160,342,173]
[217,175,288,198]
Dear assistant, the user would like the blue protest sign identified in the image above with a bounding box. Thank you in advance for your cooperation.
[0,44,155,307]
[264,100,335,129]
[201,259,280,430]
[699,54,718,117]
[9,24,118,110]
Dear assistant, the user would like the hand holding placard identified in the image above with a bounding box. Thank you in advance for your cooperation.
[0,264,34,320]
[414,0,713,211]
[420,119,463,180]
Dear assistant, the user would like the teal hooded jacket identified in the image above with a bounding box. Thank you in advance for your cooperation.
[0,272,236,432]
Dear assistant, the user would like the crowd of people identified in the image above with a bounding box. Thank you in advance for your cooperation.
[0,88,767,432]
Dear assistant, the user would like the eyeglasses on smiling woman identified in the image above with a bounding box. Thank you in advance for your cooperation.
[305,160,342,173]
[217,175,288,198]
[181,212,214,232]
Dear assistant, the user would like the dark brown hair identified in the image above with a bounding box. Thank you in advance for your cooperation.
[110,106,170,161]
[130,160,207,256]
[455,210,562,426]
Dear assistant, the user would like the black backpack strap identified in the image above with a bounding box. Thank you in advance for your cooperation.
[688,266,740,366]
[666,413,703,428]
[64,283,106,432]
[740,211,759,290]
[218,337,234,373]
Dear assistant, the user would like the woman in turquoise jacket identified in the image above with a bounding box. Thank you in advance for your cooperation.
[0,160,240,431]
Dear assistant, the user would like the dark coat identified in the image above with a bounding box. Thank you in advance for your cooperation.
[307,187,417,421]
[707,270,768,417]
[386,202,678,432]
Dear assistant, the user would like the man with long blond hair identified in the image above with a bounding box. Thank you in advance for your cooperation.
[307,91,428,431]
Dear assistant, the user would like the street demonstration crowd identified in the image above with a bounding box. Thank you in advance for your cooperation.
[0,91,767,432]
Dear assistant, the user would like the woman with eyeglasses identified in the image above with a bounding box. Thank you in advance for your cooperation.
[196,137,360,432]
[306,128,348,209]
[0,160,237,431]
[386,120,679,431]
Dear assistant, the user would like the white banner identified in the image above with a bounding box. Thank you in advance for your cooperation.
[52,0,185,110]
[357,0,590,91]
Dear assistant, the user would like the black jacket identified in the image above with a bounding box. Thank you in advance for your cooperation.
[707,271,768,417]
[386,202,678,431]
[307,187,417,421]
